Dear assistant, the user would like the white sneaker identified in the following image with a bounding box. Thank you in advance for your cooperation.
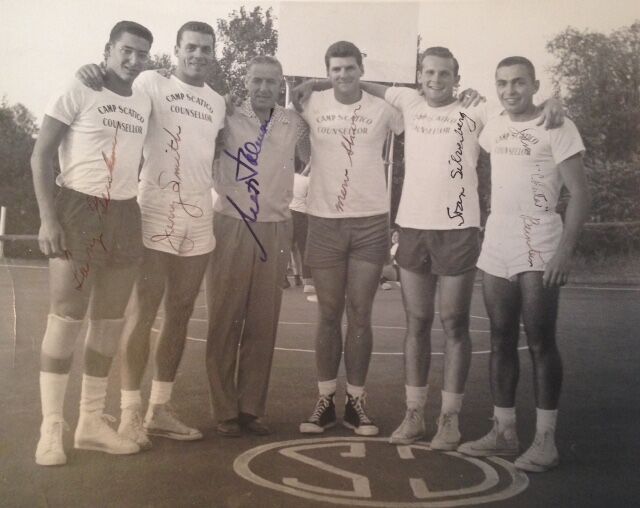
[303,284,316,294]
[380,282,392,290]
[74,412,140,454]
[144,403,203,441]
[515,430,560,472]
[430,413,461,451]
[389,408,425,444]
[118,407,152,451]
[306,295,318,303]
[35,419,68,466]
[457,418,519,457]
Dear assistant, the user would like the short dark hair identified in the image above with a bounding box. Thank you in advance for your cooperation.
[247,55,283,76]
[325,41,363,69]
[109,21,153,46]
[496,56,536,81]
[176,21,215,47]
[420,47,459,76]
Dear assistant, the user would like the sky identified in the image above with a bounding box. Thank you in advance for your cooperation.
[1,0,638,124]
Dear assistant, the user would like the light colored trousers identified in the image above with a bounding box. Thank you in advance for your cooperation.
[205,213,291,422]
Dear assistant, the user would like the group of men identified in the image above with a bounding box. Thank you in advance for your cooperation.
[31,19,589,476]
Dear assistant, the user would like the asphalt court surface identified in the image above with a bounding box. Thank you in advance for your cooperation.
[1,261,639,507]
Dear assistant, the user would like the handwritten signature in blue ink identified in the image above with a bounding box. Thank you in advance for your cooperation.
[223,111,273,261]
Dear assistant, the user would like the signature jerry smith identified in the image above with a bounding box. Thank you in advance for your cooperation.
[223,111,273,262]
[151,125,203,254]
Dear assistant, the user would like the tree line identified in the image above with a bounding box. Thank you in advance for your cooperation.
[1,13,638,257]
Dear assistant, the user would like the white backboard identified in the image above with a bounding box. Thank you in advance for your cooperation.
[277,1,419,82]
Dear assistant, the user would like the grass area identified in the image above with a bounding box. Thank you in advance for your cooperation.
[570,251,640,285]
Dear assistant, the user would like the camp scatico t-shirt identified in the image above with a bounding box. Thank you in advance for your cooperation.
[301,90,403,218]
[45,78,151,200]
[135,71,226,194]
[385,87,487,230]
[479,114,585,217]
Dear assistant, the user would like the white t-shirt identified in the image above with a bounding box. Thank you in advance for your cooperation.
[385,87,488,230]
[290,173,310,213]
[45,79,150,200]
[479,114,585,217]
[301,90,403,218]
[135,71,226,195]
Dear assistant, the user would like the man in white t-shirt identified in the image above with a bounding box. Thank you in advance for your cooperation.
[458,57,590,473]
[76,22,226,447]
[296,41,404,436]
[295,46,564,448]
[31,21,154,466]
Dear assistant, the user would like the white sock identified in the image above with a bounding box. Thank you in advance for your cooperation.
[494,406,516,429]
[441,391,464,415]
[318,379,337,397]
[536,408,558,433]
[346,383,365,398]
[405,385,428,409]
[79,374,108,414]
[149,380,173,405]
[120,389,142,410]
[40,371,69,421]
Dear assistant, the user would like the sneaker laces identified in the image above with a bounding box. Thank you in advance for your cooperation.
[529,430,552,453]
[101,413,117,425]
[395,408,421,432]
[43,420,69,441]
[351,394,373,424]
[125,409,145,431]
[310,395,332,421]
[438,413,454,428]
[472,418,499,445]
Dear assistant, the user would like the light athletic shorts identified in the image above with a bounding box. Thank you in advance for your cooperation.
[477,212,562,280]
[139,182,215,256]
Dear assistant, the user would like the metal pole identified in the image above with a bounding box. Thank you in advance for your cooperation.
[385,133,396,214]
[0,206,6,258]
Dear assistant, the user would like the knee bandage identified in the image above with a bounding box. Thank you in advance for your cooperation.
[84,318,125,358]
[41,314,84,359]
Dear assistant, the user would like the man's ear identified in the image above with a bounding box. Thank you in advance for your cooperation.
[104,43,111,59]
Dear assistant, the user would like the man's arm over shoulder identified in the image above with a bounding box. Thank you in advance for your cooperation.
[379,85,417,111]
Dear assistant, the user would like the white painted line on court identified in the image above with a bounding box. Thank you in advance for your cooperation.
[174,316,493,329]
[3,262,640,291]
[160,330,529,356]
[0,263,18,368]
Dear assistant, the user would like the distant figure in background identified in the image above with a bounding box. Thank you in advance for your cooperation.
[290,163,315,294]
[380,228,400,290]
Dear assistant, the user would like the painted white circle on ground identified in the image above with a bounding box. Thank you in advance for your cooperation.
[233,437,529,507]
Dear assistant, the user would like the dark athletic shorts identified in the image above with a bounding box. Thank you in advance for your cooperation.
[305,214,390,268]
[55,186,143,268]
[396,227,480,276]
